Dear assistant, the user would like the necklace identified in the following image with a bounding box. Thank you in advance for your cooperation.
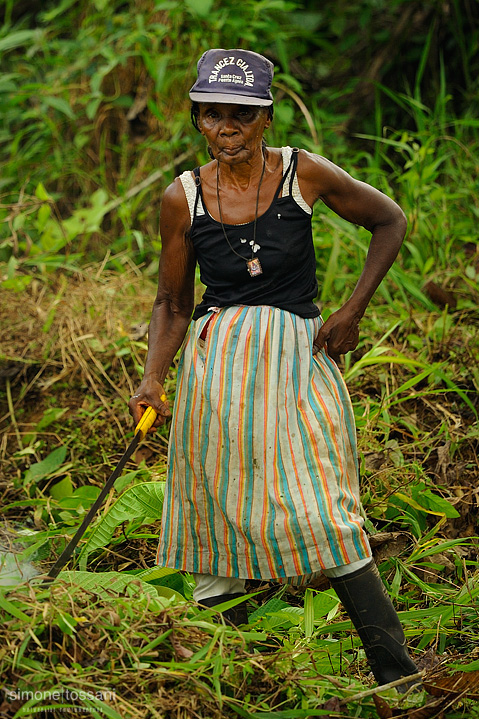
[216,153,266,277]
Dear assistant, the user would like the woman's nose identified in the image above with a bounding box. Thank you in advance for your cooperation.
[219,118,239,135]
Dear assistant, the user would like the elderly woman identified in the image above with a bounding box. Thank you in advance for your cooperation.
[129,49,418,687]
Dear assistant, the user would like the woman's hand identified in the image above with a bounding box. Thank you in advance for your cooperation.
[313,304,361,362]
[128,378,171,432]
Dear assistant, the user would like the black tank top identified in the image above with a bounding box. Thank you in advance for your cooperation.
[190,148,320,320]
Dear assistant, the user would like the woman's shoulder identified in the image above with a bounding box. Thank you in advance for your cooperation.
[297,148,339,174]
[277,146,341,179]
[163,176,189,205]
[296,149,352,196]
[161,176,194,223]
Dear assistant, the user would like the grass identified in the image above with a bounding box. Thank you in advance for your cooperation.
[1,241,478,716]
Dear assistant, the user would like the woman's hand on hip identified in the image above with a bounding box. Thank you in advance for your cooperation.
[312,305,361,362]
[128,378,171,432]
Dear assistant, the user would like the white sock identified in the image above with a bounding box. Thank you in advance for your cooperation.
[193,559,372,600]
[193,573,246,602]
[322,557,372,579]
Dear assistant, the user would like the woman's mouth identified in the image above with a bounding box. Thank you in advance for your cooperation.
[220,146,243,155]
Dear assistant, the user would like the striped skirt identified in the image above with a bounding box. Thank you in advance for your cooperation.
[156,305,371,583]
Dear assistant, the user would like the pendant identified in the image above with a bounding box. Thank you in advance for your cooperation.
[246,257,263,277]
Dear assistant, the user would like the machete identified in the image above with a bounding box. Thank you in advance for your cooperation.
[47,404,160,580]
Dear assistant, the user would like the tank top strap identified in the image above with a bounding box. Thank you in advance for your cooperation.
[271,147,295,202]
[281,146,312,215]
[179,169,205,225]
[288,148,300,194]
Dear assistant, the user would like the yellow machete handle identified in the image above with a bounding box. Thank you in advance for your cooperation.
[134,394,167,439]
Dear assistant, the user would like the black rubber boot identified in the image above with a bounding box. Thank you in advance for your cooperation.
[328,560,418,689]
[199,592,248,626]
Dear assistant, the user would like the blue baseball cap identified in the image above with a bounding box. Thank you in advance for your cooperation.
[189,49,274,106]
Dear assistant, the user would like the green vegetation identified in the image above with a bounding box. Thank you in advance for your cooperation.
[1,1,479,717]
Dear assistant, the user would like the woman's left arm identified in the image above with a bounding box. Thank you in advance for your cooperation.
[299,152,407,360]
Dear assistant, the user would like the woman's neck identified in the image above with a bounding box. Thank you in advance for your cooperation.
[217,148,267,190]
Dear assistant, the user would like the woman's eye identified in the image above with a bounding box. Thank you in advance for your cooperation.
[238,110,258,123]
[203,109,219,120]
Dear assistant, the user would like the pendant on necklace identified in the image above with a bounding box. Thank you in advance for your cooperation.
[246,257,263,277]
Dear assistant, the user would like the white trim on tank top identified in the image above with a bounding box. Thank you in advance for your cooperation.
[179,146,312,225]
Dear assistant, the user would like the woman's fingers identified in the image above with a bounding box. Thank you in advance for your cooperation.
[129,386,171,430]
[128,395,144,425]
[313,326,329,354]
[327,325,359,357]
[313,311,360,358]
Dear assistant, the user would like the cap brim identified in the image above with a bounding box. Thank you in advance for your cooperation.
[189,91,273,106]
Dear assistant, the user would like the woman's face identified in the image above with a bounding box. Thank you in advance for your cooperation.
[197,103,271,165]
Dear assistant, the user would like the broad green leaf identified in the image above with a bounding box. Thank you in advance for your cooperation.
[1,276,32,292]
[0,73,20,92]
[262,607,303,627]
[90,188,109,208]
[185,0,214,17]
[24,446,68,484]
[56,486,101,513]
[49,476,74,500]
[153,585,185,602]
[35,182,51,201]
[416,489,460,519]
[248,597,290,623]
[394,492,447,520]
[0,30,38,53]
[36,407,68,430]
[43,96,76,120]
[73,486,101,500]
[312,589,340,618]
[78,482,165,569]
[113,469,143,493]
[36,202,51,230]
[58,569,176,604]
[86,97,102,120]
[136,566,178,582]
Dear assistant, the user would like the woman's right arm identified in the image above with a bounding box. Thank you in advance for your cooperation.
[128,178,196,429]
